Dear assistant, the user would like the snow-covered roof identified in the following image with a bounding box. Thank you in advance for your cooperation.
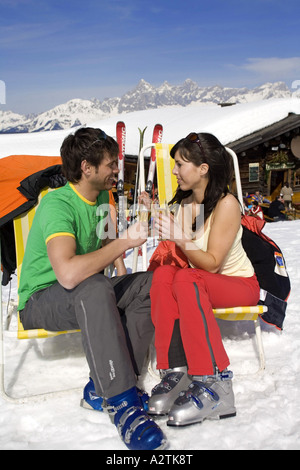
[1,98,300,159]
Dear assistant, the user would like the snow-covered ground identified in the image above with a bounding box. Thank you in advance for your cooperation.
[1,220,300,451]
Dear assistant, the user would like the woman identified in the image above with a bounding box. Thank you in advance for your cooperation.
[148,132,260,427]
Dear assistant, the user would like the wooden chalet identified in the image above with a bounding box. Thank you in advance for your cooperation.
[227,113,300,202]
[118,105,300,206]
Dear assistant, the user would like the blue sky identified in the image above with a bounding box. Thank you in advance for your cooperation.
[1,0,300,114]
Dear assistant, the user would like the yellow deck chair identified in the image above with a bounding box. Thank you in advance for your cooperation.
[0,187,81,403]
[138,143,267,373]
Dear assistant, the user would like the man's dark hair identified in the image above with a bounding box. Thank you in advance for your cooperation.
[60,127,119,183]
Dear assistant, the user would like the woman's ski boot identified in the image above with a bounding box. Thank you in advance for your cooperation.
[167,370,236,426]
[148,366,191,415]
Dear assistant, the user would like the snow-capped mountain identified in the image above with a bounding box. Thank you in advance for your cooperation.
[0,79,298,134]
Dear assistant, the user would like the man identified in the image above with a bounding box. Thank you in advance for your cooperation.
[268,195,286,221]
[18,127,166,450]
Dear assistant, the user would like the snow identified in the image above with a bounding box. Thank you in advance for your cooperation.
[1,98,300,158]
[1,220,300,451]
[1,100,300,451]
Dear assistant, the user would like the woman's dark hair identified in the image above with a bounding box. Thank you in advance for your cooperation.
[169,132,233,226]
[60,127,119,183]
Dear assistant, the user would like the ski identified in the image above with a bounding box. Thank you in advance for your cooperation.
[132,127,148,273]
[138,126,148,153]
[116,121,126,234]
[133,126,147,219]
[145,124,163,197]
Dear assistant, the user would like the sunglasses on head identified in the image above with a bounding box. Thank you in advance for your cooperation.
[185,132,206,159]
[87,129,107,149]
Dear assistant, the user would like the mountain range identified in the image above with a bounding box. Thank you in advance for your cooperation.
[1,79,299,134]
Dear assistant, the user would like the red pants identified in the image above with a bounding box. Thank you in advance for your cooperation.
[150,266,260,375]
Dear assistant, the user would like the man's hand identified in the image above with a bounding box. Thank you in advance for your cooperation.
[123,221,148,248]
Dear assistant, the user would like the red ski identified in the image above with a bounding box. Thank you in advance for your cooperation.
[145,124,163,196]
[116,121,126,234]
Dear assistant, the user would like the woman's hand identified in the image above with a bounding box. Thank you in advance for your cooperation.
[114,256,127,276]
[138,191,152,211]
[154,212,186,243]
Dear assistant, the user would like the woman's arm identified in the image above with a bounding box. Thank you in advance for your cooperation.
[156,194,241,273]
[113,254,128,276]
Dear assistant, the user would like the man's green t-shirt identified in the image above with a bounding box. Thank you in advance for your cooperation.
[18,182,110,311]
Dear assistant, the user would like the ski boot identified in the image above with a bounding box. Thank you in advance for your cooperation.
[107,386,167,451]
[80,377,149,412]
[80,377,104,411]
[148,366,191,416]
[167,370,236,427]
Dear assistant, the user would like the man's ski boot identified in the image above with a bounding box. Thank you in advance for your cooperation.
[167,370,236,427]
[107,386,167,450]
[80,377,149,412]
[148,366,191,415]
[80,377,104,411]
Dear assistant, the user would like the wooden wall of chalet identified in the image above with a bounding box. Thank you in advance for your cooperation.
[236,147,266,196]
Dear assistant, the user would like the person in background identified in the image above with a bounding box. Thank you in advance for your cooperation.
[268,195,286,221]
[250,200,264,219]
[280,182,293,210]
[251,190,264,204]
[251,190,270,204]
